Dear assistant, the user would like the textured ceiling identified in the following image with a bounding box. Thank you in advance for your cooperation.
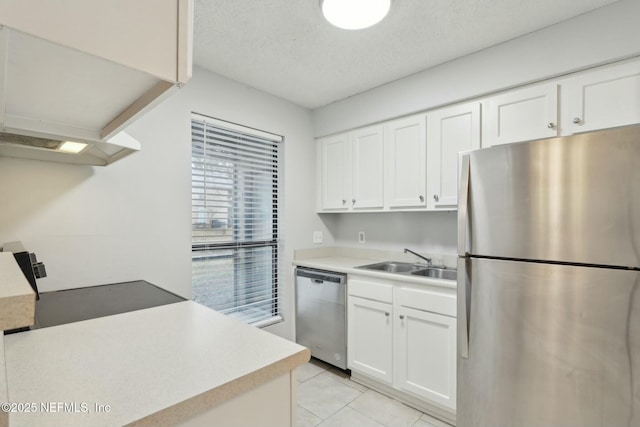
[194,0,619,109]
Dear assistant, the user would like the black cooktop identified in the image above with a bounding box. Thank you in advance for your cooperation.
[6,280,186,333]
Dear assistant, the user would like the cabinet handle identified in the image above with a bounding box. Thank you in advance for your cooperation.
[399,315,405,320]
[547,122,555,129]
[433,195,439,202]
[573,117,582,124]
[419,195,424,202]
[384,312,390,317]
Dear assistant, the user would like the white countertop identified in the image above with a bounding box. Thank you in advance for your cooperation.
[3,301,309,426]
[293,255,457,289]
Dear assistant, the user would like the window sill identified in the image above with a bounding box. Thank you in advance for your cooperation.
[253,315,283,329]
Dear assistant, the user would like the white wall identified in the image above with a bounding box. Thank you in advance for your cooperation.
[0,116,193,295]
[326,211,457,257]
[313,0,640,136]
[0,66,327,341]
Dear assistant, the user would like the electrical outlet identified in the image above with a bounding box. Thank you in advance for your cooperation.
[358,231,366,243]
[313,231,323,244]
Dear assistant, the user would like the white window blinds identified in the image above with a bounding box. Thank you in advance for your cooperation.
[191,114,282,326]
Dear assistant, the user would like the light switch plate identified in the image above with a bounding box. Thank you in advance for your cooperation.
[313,231,323,244]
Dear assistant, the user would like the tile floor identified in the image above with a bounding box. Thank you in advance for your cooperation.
[295,358,454,427]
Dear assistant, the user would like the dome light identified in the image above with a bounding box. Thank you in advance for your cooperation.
[321,0,391,30]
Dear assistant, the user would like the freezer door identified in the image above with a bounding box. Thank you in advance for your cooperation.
[462,125,640,268]
[458,257,640,427]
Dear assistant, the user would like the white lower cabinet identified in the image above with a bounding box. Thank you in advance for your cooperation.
[394,306,457,411]
[347,296,393,384]
[347,275,457,417]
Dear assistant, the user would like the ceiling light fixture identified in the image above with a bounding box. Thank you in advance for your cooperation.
[321,0,391,30]
[57,141,88,154]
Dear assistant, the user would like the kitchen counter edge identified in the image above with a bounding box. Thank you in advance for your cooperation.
[0,253,35,331]
[3,301,310,427]
[293,256,457,289]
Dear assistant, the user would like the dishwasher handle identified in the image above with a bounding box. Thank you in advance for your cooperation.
[295,267,346,285]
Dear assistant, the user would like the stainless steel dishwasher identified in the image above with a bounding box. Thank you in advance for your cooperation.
[295,267,347,370]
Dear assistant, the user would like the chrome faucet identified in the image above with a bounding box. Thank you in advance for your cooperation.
[404,248,432,266]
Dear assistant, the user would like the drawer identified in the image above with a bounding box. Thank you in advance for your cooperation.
[348,278,393,303]
[395,286,456,317]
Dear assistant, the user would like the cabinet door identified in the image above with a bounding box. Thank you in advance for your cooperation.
[561,60,640,134]
[0,0,189,83]
[427,102,480,208]
[483,83,558,147]
[348,296,393,384]
[394,307,456,411]
[319,134,351,211]
[351,126,384,210]
[384,114,427,208]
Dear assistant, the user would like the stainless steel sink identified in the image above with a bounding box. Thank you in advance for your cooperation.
[355,261,457,281]
[355,261,421,273]
[410,267,457,281]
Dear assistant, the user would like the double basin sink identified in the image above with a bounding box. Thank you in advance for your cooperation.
[355,261,457,281]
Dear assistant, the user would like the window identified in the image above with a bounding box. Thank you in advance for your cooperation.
[191,114,282,326]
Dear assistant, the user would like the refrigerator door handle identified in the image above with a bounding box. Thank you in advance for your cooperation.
[458,154,470,256]
[458,257,470,359]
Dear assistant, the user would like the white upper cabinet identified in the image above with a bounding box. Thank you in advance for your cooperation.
[427,103,480,209]
[482,83,558,147]
[351,126,385,210]
[0,0,193,165]
[318,133,351,211]
[560,60,640,135]
[0,0,191,84]
[317,125,384,212]
[317,57,640,212]
[482,59,640,149]
[384,114,427,209]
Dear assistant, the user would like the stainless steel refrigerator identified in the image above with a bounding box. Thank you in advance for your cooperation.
[457,125,640,427]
